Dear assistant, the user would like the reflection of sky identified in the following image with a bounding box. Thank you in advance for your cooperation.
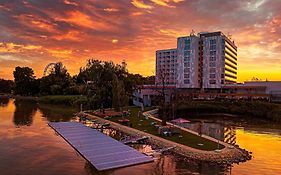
[232,128,281,175]
[0,100,87,175]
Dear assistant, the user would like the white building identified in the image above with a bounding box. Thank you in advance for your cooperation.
[156,49,177,85]
[155,31,237,89]
[177,35,201,88]
[200,32,237,89]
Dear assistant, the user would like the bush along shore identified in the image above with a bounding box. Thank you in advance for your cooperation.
[0,95,88,107]
[176,101,281,122]
[77,109,252,164]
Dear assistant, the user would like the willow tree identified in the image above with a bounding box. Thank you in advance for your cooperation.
[112,74,128,112]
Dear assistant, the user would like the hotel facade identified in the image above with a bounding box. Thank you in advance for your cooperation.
[155,31,238,89]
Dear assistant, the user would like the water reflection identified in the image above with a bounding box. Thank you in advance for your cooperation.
[1,98,281,175]
[177,121,236,145]
[0,97,9,107]
[38,104,77,122]
[13,99,37,126]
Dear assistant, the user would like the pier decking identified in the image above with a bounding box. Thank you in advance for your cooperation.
[48,122,153,171]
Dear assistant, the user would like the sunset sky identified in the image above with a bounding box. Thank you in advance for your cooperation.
[0,0,280,82]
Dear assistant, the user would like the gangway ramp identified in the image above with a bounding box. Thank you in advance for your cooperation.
[48,122,153,171]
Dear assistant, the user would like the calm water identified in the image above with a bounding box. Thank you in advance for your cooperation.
[0,98,281,175]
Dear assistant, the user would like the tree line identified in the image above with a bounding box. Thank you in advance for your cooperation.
[0,59,155,111]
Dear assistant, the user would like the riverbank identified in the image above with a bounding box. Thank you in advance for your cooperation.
[176,101,281,122]
[79,110,251,164]
[0,94,87,106]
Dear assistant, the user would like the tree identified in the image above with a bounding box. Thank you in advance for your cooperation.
[40,63,74,95]
[112,74,128,111]
[13,66,39,95]
[77,59,132,109]
[155,67,170,126]
[0,79,14,93]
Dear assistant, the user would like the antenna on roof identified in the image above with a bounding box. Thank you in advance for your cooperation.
[227,32,232,39]
[190,29,196,36]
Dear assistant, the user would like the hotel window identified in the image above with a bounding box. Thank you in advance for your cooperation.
[210,68,216,73]
[209,62,216,67]
[210,56,216,61]
[184,44,190,50]
[210,45,216,50]
[184,62,190,67]
[210,39,216,45]
[184,50,190,56]
[184,79,190,84]
[184,74,190,78]
[210,74,216,78]
[185,39,190,45]
[184,68,190,72]
[209,80,216,84]
[210,50,216,55]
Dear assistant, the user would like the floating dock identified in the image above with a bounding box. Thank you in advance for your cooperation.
[48,122,153,171]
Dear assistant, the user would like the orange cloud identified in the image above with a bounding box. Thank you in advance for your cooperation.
[47,48,73,58]
[55,11,111,31]
[104,8,119,12]
[52,30,83,41]
[131,0,153,9]
[0,42,42,53]
[17,14,57,33]
[151,0,185,8]
[63,0,78,6]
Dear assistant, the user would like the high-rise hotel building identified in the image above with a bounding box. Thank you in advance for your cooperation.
[200,32,237,88]
[177,35,201,88]
[155,31,237,89]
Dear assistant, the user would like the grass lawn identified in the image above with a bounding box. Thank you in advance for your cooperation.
[96,106,224,151]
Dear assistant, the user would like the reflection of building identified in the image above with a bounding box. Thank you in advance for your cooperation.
[224,126,236,145]
[178,121,236,144]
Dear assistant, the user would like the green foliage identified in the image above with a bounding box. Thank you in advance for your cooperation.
[11,60,154,108]
[112,74,128,111]
[40,63,75,95]
[77,59,145,109]
[13,66,39,95]
[38,95,87,106]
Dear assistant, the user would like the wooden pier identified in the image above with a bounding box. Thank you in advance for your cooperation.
[48,122,153,171]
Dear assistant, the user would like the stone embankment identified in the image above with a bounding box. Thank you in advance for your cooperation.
[78,111,252,164]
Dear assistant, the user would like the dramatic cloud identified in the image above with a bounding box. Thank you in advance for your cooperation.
[0,0,280,81]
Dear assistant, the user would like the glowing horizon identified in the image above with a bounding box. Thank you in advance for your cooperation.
[0,0,280,82]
